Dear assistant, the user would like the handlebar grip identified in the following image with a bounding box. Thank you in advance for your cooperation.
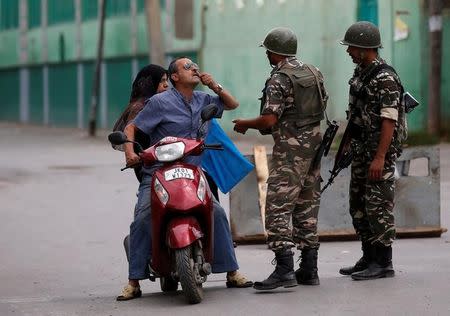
[121,162,142,171]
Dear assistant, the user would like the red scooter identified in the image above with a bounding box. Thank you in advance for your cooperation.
[109,105,222,304]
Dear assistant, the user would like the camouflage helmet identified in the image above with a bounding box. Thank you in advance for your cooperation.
[340,21,382,49]
[260,27,297,56]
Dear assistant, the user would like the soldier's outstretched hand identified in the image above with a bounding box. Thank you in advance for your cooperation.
[233,119,248,134]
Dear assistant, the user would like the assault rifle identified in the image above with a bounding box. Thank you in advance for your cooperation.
[321,149,353,193]
[321,92,419,193]
[321,64,420,193]
[321,121,354,193]
[312,120,339,167]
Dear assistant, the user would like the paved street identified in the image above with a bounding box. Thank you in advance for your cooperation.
[0,123,449,316]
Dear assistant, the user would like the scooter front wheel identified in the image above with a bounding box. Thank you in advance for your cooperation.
[175,246,204,304]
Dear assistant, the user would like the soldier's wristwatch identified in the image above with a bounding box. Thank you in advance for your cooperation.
[215,84,224,94]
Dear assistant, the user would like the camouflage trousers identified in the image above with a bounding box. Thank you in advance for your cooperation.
[349,152,396,247]
[265,136,322,252]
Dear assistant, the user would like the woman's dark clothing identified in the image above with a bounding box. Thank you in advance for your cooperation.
[112,64,167,182]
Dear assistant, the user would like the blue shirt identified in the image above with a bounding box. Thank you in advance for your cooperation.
[133,88,224,175]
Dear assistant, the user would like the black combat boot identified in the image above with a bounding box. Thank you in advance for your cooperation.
[253,249,298,290]
[339,242,373,276]
[295,248,320,285]
[351,245,395,280]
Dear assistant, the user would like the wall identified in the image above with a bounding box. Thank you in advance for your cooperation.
[201,0,358,132]
[379,0,426,133]
[379,0,450,133]
[440,4,450,132]
[0,0,448,133]
[0,0,206,128]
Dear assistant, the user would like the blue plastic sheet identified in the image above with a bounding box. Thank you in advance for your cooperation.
[202,119,254,193]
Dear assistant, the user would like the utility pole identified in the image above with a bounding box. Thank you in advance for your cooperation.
[428,0,443,135]
[88,0,106,137]
[145,0,165,65]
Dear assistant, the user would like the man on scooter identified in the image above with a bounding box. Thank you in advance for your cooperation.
[117,57,253,301]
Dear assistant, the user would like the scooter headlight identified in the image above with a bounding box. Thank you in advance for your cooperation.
[197,174,207,202]
[154,178,169,205]
[155,142,185,162]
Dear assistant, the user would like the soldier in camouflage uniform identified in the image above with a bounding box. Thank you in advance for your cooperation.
[233,27,326,290]
[339,21,405,280]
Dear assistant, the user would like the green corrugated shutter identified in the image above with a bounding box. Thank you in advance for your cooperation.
[29,67,44,124]
[358,0,378,24]
[137,0,145,12]
[48,64,77,126]
[106,59,132,128]
[82,62,94,127]
[82,0,134,20]
[106,0,130,18]
[48,0,75,25]
[28,0,41,29]
[82,0,97,21]
[0,0,19,30]
[138,56,150,70]
[137,0,166,12]
[442,15,450,132]
[0,69,20,121]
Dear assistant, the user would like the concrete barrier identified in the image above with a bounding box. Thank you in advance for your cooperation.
[229,145,444,243]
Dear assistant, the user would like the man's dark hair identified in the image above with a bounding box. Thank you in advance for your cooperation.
[168,56,189,86]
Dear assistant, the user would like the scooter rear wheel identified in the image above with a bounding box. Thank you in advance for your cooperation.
[175,246,203,304]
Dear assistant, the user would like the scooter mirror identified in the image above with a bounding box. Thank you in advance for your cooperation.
[108,131,128,146]
[201,104,218,122]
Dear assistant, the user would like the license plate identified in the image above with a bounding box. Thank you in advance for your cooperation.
[164,167,194,181]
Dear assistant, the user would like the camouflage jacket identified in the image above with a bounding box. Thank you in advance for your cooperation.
[348,57,403,157]
[261,57,322,162]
